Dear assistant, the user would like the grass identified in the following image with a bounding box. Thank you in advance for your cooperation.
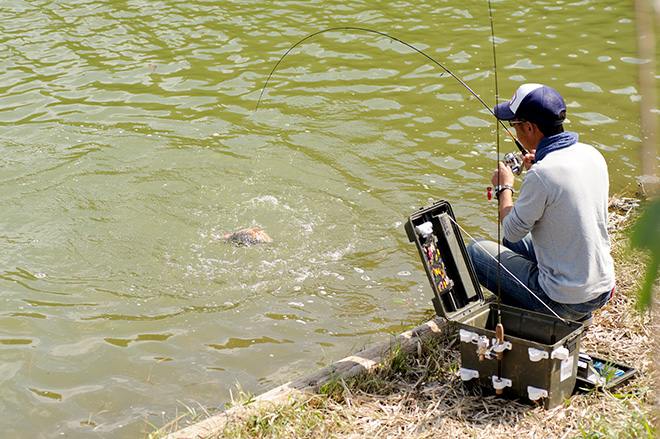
[211,331,655,438]
[148,196,658,439]
[576,391,655,439]
[144,400,209,439]
[223,396,348,438]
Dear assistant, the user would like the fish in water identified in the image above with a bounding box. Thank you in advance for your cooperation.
[222,228,273,245]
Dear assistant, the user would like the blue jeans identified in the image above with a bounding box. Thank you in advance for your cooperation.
[467,235,611,322]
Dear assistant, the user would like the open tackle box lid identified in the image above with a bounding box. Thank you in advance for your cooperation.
[405,200,485,321]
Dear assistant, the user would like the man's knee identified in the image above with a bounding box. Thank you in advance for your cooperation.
[467,239,481,261]
[467,238,482,253]
[468,239,496,258]
[467,239,497,274]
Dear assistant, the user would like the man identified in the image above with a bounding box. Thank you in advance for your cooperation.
[467,83,615,323]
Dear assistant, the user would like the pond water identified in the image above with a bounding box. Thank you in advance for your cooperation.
[0,0,647,437]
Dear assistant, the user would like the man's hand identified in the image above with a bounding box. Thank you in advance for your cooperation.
[521,149,536,171]
[491,161,515,187]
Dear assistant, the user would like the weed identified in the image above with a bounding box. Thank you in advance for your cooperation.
[144,400,208,439]
[221,396,344,439]
[575,392,656,439]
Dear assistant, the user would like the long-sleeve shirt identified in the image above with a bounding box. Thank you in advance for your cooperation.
[503,141,615,304]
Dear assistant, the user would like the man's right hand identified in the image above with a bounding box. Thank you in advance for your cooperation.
[521,150,536,170]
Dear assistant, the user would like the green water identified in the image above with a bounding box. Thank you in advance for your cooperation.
[0,0,648,437]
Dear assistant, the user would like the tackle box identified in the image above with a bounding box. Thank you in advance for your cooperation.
[405,200,585,409]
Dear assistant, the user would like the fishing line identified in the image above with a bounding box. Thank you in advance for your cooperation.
[254,26,527,154]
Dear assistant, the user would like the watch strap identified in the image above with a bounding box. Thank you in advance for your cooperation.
[494,185,515,199]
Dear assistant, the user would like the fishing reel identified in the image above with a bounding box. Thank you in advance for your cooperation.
[487,152,524,201]
[504,152,523,175]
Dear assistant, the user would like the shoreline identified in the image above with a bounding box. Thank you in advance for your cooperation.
[164,318,451,439]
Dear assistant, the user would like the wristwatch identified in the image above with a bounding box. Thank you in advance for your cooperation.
[494,185,515,199]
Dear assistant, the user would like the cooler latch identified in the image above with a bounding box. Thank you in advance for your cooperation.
[527,386,549,401]
[492,376,512,391]
[528,346,569,362]
[460,368,479,381]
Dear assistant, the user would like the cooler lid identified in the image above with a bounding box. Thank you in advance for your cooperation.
[405,200,485,321]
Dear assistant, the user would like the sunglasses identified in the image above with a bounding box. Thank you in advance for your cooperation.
[509,119,527,127]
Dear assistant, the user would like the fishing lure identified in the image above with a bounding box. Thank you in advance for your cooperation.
[419,230,454,295]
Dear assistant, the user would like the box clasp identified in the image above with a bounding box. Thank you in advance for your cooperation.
[460,368,479,381]
[528,347,549,362]
[551,346,570,361]
[527,386,549,401]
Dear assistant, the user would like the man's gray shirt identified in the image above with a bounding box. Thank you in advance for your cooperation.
[503,142,616,304]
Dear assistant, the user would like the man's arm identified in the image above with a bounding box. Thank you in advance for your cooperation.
[491,161,515,223]
[497,189,514,222]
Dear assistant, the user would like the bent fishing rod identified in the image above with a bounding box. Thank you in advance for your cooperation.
[254,26,528,155]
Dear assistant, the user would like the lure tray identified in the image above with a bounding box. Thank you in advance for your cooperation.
[574,353,638,392]
[405,200,585,408]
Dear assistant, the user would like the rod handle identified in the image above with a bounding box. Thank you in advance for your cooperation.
[495,323,504,361]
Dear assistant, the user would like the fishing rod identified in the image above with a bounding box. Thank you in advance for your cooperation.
[487,0,506,391]
[254,26,528,155]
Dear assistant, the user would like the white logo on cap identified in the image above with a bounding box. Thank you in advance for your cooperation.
[508,83,544,113]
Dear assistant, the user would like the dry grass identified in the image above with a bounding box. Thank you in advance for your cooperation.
[157,197,659,439]
[219,306,655,439]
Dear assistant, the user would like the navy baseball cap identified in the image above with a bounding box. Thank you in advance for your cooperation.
[494,84,566,126]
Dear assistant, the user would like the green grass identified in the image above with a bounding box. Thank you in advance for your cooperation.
[143,400,208,439]
[575,391,656,439]
[220,395,347,439]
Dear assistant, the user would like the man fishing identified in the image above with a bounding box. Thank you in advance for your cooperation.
[467,83,615,324]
